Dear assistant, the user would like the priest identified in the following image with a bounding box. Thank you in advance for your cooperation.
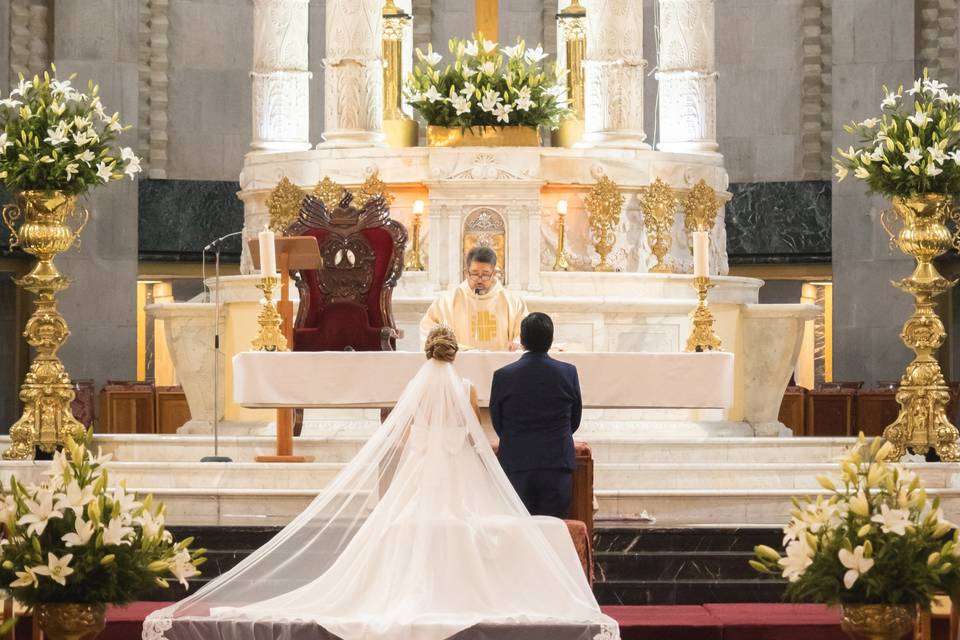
[420,246,528,351]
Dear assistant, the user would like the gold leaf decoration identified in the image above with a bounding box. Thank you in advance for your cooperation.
[682,179,720,233]
[313,176,346,209]
[638,177,679,273]
[585,175,624,272]
[266,177,306,233]
[355,171,395,207]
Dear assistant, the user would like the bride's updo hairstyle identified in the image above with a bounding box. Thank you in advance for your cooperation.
[425,326,458,363]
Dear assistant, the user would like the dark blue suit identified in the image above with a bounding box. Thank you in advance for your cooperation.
[490,351,582,518]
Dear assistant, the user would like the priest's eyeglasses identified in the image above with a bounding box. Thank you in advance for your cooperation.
[466,271,494,282]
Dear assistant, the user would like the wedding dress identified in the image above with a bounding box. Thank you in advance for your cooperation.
[143,358,619,640]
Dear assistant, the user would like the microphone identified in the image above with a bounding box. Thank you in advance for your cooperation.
[474,287,481,296]
[204,230,243,252]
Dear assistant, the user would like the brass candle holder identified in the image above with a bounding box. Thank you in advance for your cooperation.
[554,0,587,148]
[382,0,418,148]
[252,276,288,352]
[553,201,570,271]
[405,201,425,271]
[685,276,723,352]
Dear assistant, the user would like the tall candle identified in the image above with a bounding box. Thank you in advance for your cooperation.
[413,199,425,215]
[258,228,277,277]
[557,199,568,216]
[692,231,709,278]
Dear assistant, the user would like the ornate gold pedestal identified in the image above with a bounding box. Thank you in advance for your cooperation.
[639,178,679,273]
[2,191,88,460]
[37,602,107,640]
[685,276,723,352]
[251,276,288,352]
[586,175,624,272]
[384,118,419,148]
[880,194,960,461]
[840,604,915,640]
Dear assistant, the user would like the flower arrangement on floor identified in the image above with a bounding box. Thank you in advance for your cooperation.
[0,66,141,194]
[833,70,960,197]
[404,34,570,130]
[750,435,958,608]
[0,434,204,606]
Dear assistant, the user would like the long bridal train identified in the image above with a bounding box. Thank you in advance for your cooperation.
[143,358,618,640]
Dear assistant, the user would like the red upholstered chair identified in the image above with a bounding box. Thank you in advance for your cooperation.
[287,192,407,352]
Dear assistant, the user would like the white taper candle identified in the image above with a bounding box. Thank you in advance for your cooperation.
[693,231,709,278]
[258,228,277,277]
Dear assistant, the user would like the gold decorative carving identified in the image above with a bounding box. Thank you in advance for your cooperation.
[313,176,346,209]
[840,604,915,640]
[1,191,88,460]
[682,179,720,233]
[355,171,396,208]
[252,276,288,352]
[879,194,960,461]
[685,276,723,352]
[267,177,306,232]
[585,175,624,272]
[639,178,679,273]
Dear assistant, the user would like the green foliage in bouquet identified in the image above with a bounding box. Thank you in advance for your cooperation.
[0,66,141,196]
[0,433,205,606]
[751,435,958,607]
[834,70,960,198]
[404,34,571,130]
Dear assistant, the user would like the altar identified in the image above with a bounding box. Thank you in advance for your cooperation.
[233,351,735,409]
[147,0,819,442]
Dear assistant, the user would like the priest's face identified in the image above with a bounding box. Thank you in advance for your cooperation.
[465,260,497,295]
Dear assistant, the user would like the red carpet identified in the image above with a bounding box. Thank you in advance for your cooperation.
[18,602,848,640]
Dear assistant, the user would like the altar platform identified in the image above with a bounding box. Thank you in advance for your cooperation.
[3,434,958,528]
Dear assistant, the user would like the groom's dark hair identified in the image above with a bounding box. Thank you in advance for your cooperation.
[521,312,553,353]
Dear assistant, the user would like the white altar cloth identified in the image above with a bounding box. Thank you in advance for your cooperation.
[233,351,734,409]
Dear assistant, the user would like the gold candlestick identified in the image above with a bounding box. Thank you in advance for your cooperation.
[405,200,425,271]
[554,0,587,148]
[553,200,570,271]
[685,276,723,352]
[382,0,418,148]
[252,276,288,352]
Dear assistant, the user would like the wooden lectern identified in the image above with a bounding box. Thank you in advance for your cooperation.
[248,236,321,463]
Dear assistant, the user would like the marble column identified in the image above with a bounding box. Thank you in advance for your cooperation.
[656,0,719,154]
[251,0,312,152]
[581,0,648,148]
[320,0,386,147]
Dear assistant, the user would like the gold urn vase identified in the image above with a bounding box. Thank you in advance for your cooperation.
[426,125,541,147]
[36,603,107,640]
[840,604,915,640]
[1,190,88,459]
[879,194,960,460]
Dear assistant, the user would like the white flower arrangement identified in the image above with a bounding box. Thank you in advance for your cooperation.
[0,66,141,195]
[751,435,959,606]
[834,70,960,197]
[404,34,570,130]
[0,434,204,606]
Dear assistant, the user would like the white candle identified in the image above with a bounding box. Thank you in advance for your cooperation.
[258,228,277,277]
[556,199,568,216]
[693,231,709,278]
[413,199,425,215]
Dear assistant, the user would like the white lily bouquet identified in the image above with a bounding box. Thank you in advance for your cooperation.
[404,34,571,130]
[0,434,204,607]
[0,66,141,195]
[833,69,960,197]
[751,436,959,606]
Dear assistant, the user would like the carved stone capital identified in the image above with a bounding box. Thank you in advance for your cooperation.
[251,71,313,151]
[655,71,719,153]
[253,0,310,72]
[582,60,648,148]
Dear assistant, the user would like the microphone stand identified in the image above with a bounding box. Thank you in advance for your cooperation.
[201,231,242,463]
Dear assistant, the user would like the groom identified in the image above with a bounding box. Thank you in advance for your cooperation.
[489,312,581,518]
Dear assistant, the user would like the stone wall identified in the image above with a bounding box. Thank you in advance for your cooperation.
[51,0,140,391]
[830,0,917,386]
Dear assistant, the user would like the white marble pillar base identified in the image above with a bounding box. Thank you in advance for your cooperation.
[655,70,720,154]
[251,71,313,151]
[581,60,650,149]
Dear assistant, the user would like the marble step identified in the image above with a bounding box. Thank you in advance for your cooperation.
[8,434,860,465]
[593,525,783,553]
[593,578,784,605]
[595,488,960,525]
[594,550,763,582]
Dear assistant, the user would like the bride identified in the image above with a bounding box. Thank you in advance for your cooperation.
[144,327,619,640]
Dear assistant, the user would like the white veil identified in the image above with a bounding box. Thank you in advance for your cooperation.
[143,358,619,640]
